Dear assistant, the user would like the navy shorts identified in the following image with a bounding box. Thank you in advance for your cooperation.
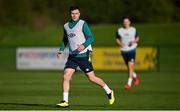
[121,49,136,65]
[64,56,94,73]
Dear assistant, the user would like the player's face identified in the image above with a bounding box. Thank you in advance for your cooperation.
[71,9,80,21]
[123,19,131,28]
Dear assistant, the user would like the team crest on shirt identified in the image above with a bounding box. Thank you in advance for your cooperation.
[68,33,76,38]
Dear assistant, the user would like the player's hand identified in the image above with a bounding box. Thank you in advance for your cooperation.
[77,44,85,52]
[119,44,124,48]
[129,40,136,46]
[57,51,63,58]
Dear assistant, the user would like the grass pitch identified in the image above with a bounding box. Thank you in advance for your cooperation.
[0,71,179,110]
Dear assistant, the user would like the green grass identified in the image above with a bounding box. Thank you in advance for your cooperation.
[0,71,180,110]
[0,23,180,46]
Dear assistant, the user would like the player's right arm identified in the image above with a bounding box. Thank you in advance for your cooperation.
[57,28,68,58]
[115,31,124,48]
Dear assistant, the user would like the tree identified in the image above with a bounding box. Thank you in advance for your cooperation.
[122,0,174,22]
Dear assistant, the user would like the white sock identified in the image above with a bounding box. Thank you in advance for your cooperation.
[103,84,112,94]
[133,72,137,78]
[128,78,133,86]
[63,92,69,102]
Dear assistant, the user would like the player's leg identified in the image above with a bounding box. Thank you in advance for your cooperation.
[130,65,139,86]
[57,68,75,107]
[86,71,105,86]
[77,57,115,105]
[124,61,134,90]
[127,61,139,86]
[124,50,139,90]
[62,68,75,101]
[85,71,115,105]
[121,51,132,90]
[130,50,139,86]
[57,57,77,107]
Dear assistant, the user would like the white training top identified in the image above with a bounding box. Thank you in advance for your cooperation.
[64,19,92,55]
[117,26,137,51]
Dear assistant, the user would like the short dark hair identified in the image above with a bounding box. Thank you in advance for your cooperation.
[70,6,80,12]
[122,16,131,21]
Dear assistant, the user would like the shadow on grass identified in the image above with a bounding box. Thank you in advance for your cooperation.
[0,102,106,109]
[0,102,55,107]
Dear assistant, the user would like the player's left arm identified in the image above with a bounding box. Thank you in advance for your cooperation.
[130,29,140,45]
[135,30,140,43]
[135,36,140,43]
[77,22,94,51]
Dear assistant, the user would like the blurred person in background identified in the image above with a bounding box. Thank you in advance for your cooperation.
[116,16,140,90]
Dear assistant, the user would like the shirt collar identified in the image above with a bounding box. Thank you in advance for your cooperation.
[70,19,80,23]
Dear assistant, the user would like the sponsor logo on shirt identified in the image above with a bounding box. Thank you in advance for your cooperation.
[124,33,130,37]
[68,33,76,38]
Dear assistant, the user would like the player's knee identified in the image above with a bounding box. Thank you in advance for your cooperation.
[63,74,71,81]
[128,63,134,69]
[87,75,95,82]
[88,75,98,83]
